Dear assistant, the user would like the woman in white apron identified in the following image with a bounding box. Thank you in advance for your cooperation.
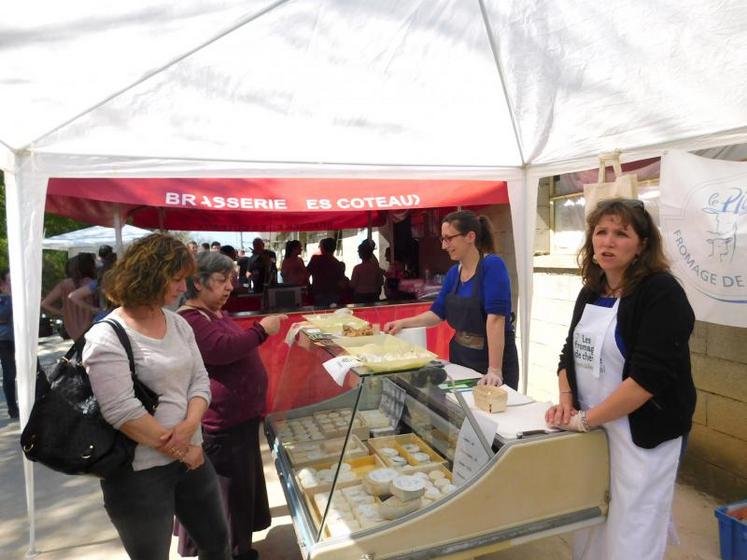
[545,198,696,560]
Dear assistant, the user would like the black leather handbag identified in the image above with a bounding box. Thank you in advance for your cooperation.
[20,319,159,478]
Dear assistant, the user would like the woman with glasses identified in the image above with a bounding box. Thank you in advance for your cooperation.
[383,210,518,389]
[174,251,287,560]
[545,198,695,560]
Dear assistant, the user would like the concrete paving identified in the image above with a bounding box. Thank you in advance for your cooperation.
[0,335,724,559]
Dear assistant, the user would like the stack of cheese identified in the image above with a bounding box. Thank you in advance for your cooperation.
[275,417,323,443]
[315,485,384,536]
[297,462,358,490]
[359,409,391,429]
[401,442,432,465]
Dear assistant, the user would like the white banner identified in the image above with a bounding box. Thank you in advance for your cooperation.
[660,151,747,328]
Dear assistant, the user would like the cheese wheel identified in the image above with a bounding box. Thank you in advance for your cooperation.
[389,456,407,467]
[411,452,430,463]
[424,487,441,500]
[402,443,420,453]
[379,496,422,520]
[379,447,398,457]
[363,468,399,496]
[434,477,450,489]
[390,475,426,501]
[428,470,446,481]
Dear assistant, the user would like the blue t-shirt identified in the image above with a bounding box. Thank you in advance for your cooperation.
[430,254,512,329]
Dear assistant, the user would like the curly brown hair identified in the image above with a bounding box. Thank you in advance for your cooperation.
[579,198,669,296]
[103,233,196,307]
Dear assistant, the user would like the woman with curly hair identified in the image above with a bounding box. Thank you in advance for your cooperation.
[82,233,230,560]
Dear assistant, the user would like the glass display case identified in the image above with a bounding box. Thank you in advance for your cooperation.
[265,330,610,560]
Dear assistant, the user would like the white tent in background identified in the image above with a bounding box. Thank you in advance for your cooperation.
[42,225,153,254]
[1,1,747,555]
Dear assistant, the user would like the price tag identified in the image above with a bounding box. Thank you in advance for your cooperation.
[452,414,497,486]
[322,355,361,386]
[380,379,407,426]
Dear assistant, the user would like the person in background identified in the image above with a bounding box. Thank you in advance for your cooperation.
[69,245,118,322]
[187,241,199,258]
[41,253,97,340]
[383,246,405,300]
[247,238,277,294]
[383,211,519,389]
[280,240,308,286]
[200,242,211,253]
[306,237,345,308]
[350,240,384,303]
[82,233,230,560]
[210,241,221,252]
[175,251,286,560]
[0,270,18,420]
[545,198,695,560]
[236,249,251,287]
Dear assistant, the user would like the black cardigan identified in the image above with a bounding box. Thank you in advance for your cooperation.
[558,272,696,449]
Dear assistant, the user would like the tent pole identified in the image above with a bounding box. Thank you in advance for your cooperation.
[113,206,124,257]
[4,151,44,558]
[158,208,166,232]
[367,211,372,240]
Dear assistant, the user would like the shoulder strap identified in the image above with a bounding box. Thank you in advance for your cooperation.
[101,318,136,377]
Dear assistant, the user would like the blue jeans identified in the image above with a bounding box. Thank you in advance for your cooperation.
[101,459,230,560]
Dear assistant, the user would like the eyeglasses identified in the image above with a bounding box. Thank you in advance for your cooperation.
[439,233,465,244]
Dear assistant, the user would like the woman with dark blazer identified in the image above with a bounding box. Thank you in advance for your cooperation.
[546,198,696,560]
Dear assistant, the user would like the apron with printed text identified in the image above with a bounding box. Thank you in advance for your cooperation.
[572,298,680,560]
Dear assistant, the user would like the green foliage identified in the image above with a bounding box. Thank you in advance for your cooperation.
[0,171,86,295]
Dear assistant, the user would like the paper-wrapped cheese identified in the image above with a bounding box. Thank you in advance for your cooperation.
[363,468,399,496]
[379,496,422,520]
[389,475,426,501]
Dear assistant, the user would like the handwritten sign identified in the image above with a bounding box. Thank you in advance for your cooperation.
[452,415,497,486]
[322,356,361,386]
[379,379,407,427]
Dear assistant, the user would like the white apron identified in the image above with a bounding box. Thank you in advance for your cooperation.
[572,299,681,560]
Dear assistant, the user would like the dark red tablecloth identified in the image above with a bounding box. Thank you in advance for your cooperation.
[231,303,454,413]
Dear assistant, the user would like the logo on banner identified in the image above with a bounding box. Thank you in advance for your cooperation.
[665,183,747,304]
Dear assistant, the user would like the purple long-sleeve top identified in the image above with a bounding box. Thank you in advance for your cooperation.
[178,307,269,433]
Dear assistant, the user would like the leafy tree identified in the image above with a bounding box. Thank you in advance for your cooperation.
[0,171,86,295]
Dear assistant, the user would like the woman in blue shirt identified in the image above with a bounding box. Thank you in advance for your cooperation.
[383,211,518,389]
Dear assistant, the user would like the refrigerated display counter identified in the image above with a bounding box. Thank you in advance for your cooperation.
[265,330,609,560]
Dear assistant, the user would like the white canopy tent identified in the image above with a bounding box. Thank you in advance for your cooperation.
[42,224,152,254]
[2,1,747,555]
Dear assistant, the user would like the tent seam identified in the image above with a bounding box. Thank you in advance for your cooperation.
[477,0,526,166]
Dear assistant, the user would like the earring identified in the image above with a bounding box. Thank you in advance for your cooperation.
[592,254,598,264]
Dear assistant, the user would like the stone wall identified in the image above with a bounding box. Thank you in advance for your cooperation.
[681,322,747,501]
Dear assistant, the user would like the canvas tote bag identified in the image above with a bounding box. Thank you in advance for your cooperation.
[583,151,639,215]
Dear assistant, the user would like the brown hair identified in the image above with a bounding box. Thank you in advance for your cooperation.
[442,210,496,255]
[103,233,195,307]
[580,198,669,295]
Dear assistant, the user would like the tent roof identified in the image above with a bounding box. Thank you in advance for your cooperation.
[42,224,152,250]
[3,1,746,169]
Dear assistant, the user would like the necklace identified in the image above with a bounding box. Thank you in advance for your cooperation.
[604,279,623,297]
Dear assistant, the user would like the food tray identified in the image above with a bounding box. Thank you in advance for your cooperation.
[336,334,437,373]
[286,434,368,467]
[302,313,370,335]
[312,409,370,441]
[367,434,447,469]
[296,455,386,495]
